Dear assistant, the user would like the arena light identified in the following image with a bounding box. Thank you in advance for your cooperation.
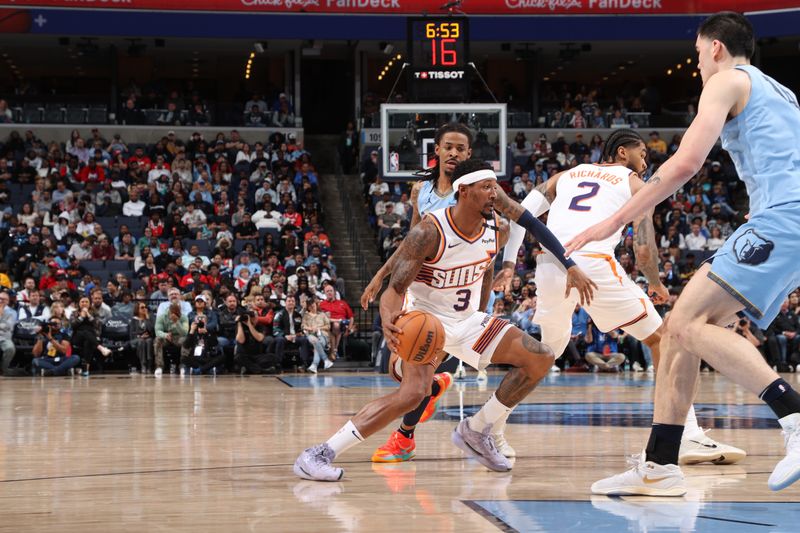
[692,71,698,78]
[667,69,673,75]
[686,58,692,64]
[676,63,682,70]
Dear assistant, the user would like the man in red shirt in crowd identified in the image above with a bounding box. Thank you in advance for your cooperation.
[127,147,152,172]
[76,159,106,184]
[319,282,355,360]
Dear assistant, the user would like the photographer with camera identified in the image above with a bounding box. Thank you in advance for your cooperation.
[31,317,78,376]
[180,304,224,376]
[235,307,278,374]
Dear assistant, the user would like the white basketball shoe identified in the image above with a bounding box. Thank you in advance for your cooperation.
[678,430,747,465]
[491,433,517,458]
[769,414,800,491]
[591,455,686,496]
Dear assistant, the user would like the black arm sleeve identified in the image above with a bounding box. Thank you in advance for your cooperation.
[516,210,576,270]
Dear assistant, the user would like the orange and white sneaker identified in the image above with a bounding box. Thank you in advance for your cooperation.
[419,372,453,424]
[371,431,416,463]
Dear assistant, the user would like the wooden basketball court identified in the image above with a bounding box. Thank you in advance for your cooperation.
[1,371,799,532]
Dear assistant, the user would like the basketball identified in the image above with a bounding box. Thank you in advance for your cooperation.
[394,310,445,366]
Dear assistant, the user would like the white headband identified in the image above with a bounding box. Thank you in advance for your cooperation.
[452,169,497,190]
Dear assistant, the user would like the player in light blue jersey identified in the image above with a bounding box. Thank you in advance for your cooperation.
[566,12,800,495]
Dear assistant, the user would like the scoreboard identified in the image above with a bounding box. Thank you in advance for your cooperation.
[407,17,470,102]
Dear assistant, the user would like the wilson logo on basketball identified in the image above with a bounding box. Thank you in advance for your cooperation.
[412,331,435,363]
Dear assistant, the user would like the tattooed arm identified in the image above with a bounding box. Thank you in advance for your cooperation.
[630,175,669,303]
[409,180,424,229]
[378,216,441,349]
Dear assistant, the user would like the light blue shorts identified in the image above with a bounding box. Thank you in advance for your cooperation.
[708,202,800,329]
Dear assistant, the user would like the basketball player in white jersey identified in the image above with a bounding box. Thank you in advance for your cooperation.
[360,123,596,464]
[491,128,745,464]
[294,159,580,481]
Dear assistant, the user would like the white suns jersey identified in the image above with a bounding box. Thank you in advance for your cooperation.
[547,163,634,255]
[406,207,499,321]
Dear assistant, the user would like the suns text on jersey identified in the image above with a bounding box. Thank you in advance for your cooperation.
[418,259,492,289]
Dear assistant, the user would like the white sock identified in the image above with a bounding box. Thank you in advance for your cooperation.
[469,393,512,433]
[490,409,513,436]
[326,420,364,457]
[683,405,704,440]
[778,412,800,431]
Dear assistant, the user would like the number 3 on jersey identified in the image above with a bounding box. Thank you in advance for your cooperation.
[453,288,471,311]
[568,182,601,211]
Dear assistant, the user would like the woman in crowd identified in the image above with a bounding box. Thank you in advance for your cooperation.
[130,301,155,373]
[70,295,113,376]
[301,297,332,373]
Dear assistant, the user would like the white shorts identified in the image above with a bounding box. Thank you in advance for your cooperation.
[533,252,662,356]
[402,305,515,371]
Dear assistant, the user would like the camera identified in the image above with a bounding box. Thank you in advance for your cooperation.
[197,319,205,329]
[40,323,50,336]
[238,310,255,322]
[738,318,748,327]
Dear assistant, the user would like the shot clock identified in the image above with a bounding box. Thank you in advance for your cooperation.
[407,17,470,102]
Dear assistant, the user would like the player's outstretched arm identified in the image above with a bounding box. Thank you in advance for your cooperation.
[378,217,440,351]
[495,175,560,292]
[494,185,596,305]
[564,70,746,256]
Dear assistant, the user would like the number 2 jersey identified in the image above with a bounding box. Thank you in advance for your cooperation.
[405,206,499,321]
[546,163,634,255]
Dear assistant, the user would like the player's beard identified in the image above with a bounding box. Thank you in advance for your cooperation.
[481,207,494,221]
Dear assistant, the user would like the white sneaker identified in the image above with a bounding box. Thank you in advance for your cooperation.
[492,433,517,458]
[179,366,186,377]
[679,430,747,465]
[307,364,318,374]
[769,417,800,491]
[476,370,488,382]
[632,362,644,372]
[293,443,344,482]
[323,359,334,370]
[646,365,655,373]
[154,368,163,378]
[549,365,561,374]
[591,455,686,496]
[454,363,467,380]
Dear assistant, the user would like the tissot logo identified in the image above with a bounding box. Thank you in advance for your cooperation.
[414,71,465,80]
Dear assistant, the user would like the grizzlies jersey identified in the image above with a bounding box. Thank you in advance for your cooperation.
[406,207,498,321]
[547,163,633,255]
[721,65,800,216]
[417,180,456,216]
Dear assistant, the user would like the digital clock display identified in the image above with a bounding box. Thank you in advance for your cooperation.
[408,17,469,70]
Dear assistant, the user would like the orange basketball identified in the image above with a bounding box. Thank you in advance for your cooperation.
[394,310,445,366]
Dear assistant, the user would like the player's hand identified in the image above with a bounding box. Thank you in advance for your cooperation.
[492,266,514,293]
[360,276,383,310]
[382,311,403,353]
[564,219,620,257]
[648,282,669,305]
[565,265,597,306]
